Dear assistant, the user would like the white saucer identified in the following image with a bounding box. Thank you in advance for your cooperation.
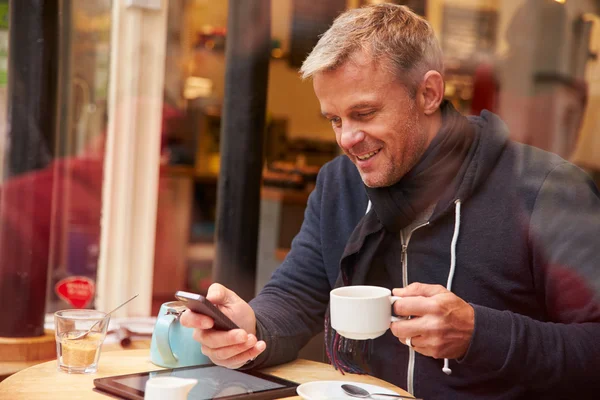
[296,380,402,400]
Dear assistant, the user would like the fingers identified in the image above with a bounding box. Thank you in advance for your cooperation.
[192,328,267,369]
[397,335,440,359]
[217,341,267,370]
[233,341,267,367]
[206,283,231,305]
[200,333,261,362]
[393,296,438,318]
[399,335,422,348]
[194,328,248,349]
[391,318,445,359]
[206,334,258,361]
[390,316,425,340]
[180,309,214,329]
[389,292,475,360]
[178,285,263,368]
[393,282,447,298]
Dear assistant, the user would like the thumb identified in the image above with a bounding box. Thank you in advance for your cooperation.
[393,282,447,298]
[206,283,237,306]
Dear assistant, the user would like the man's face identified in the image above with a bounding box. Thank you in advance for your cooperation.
[313,53,429,188]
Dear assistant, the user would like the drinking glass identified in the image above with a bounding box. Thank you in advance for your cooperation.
[54,309,109,373]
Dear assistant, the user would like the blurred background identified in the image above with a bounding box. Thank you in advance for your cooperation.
[0,0,598,331]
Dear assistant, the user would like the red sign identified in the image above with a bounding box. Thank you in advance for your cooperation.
[55,276,95,308]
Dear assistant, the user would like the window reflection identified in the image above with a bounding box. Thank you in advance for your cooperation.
[0,0,112,323]
[0,0,598,333]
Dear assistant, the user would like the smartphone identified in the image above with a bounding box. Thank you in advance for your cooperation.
[174,290,239,331]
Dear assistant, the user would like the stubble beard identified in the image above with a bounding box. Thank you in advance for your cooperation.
[361,112,425,188]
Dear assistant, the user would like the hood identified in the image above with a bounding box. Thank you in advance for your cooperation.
[432,110,510,220]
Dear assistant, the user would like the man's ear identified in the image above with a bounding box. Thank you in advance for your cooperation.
[418,71,444,116]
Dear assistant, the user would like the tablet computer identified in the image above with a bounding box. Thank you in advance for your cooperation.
[93,364,299,400]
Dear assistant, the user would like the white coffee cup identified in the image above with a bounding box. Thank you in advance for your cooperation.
[144,377,197,400]
[330,285,402,340]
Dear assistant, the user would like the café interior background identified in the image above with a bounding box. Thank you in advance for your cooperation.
[0,0,598,322]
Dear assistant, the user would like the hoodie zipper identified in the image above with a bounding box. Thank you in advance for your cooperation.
[400,222,429,396]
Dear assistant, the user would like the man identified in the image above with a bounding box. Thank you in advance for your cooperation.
[181,4,600,399]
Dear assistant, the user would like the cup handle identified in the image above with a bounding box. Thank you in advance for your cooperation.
[155,314,178,365]
[390,296,404,322]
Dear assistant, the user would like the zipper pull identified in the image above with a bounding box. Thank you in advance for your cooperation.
[402,244,408,255]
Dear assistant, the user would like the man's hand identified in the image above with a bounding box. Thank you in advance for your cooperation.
[390,283,474,360]
[180,283,266,369]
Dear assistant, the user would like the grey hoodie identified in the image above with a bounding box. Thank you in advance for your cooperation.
[249,111,600,399]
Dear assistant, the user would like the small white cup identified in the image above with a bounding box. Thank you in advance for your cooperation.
[144,377,197,400]
[330,285,402,340]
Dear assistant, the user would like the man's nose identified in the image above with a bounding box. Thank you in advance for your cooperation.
[339,125,365,150]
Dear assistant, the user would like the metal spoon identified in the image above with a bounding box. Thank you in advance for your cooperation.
[70,294,139,340]
[341,384,423,400]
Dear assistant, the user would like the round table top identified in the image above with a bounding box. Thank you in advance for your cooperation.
[0,349,411,399]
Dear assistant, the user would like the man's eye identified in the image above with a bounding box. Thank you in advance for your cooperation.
[330,117,342,127]
[357,111,375,118]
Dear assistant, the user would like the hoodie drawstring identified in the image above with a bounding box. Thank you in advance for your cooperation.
[366,198,462,375]
[443,199,462,375]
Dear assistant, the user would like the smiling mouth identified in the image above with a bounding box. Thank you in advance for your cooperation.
[356,149,380,161]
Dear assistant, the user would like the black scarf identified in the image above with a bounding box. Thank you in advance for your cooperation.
[366,100,475,232]
[325,100,475,373]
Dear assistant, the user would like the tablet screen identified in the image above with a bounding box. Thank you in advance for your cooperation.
[119,366,284,397]
[94,364,299,400]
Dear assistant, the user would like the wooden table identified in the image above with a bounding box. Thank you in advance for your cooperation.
[0,349,411,399]
[0,338,151,383]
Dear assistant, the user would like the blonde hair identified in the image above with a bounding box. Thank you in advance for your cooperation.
[300,4,443,95]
